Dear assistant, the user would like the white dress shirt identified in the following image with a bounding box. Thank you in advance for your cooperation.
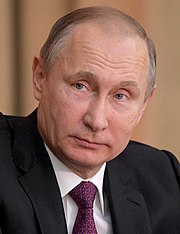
[46,145,113,234]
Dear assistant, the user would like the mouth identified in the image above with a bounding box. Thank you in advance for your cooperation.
[73,137,106,149]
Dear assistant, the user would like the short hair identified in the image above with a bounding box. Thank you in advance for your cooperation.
[40,6,156,99]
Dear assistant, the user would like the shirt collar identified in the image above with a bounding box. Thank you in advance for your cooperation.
[45,144,106,215]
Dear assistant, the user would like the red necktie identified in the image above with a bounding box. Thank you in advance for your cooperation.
[69,181,97,234]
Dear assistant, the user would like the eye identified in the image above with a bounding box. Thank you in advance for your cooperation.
[74,82,86,90]
[115,93,127,101]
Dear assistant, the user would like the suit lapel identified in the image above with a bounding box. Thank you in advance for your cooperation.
[12,111,67,234]
[105,156,152,234]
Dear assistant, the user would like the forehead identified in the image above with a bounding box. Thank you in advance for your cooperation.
[63,23,148,64]
[58,23,149,80]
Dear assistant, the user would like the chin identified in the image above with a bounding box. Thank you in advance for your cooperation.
[69,152,106,168]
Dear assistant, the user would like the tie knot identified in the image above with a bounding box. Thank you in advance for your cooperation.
[69,181,97,209]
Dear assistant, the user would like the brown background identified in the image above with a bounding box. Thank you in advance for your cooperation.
[0,0,179,159]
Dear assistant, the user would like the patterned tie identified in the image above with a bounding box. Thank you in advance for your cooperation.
[69,181,97,234]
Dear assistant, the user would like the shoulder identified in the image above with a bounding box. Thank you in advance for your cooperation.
[0,113,24,158]
[0,113,17,144]
[118,140,180,185]
[0,112,10,130]
[122,140,179,164]
[0,111,36,132]
[0,111,36,155]
[0,112,25,130]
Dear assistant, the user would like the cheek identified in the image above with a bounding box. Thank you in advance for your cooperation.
[124,102,145,126]
[128,112,141,127]
[49,92,85,132]
[110,109,141,137]
[107,113,139,155]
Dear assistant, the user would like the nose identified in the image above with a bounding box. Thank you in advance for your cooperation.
[83,98,109,132]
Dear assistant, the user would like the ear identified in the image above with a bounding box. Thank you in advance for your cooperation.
[32,56,45,101]
[137,84,157,124]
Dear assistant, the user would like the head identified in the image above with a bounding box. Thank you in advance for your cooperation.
[33,6,156,178]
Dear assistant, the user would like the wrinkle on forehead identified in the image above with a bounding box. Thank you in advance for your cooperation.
[73,41,148,74]
[58,23,149,85]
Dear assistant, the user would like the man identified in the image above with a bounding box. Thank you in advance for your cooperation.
[0,6,179,234]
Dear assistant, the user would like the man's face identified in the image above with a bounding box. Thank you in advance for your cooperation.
[33,24,152,177]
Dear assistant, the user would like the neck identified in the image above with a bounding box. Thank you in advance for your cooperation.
[70,164,103,179]
[60,158,103,179]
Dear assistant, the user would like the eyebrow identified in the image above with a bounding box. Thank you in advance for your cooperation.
[74,71,139,85]
[71,70,141,93]
[116,80,139,88]
[73,71,96,79]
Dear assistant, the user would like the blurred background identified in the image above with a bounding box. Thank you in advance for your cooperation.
[0,0,179,159]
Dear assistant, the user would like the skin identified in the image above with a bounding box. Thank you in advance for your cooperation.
[32,23,155,179]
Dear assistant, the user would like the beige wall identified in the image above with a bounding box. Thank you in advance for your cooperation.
[0,0,179,159]
[0,0,13,113]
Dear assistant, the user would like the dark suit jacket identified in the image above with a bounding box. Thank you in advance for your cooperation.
[0,111,180,234]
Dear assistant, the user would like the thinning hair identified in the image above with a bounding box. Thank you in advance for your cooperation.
[40,6,156,99]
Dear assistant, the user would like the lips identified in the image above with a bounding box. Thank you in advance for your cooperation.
[74,136,106,149]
